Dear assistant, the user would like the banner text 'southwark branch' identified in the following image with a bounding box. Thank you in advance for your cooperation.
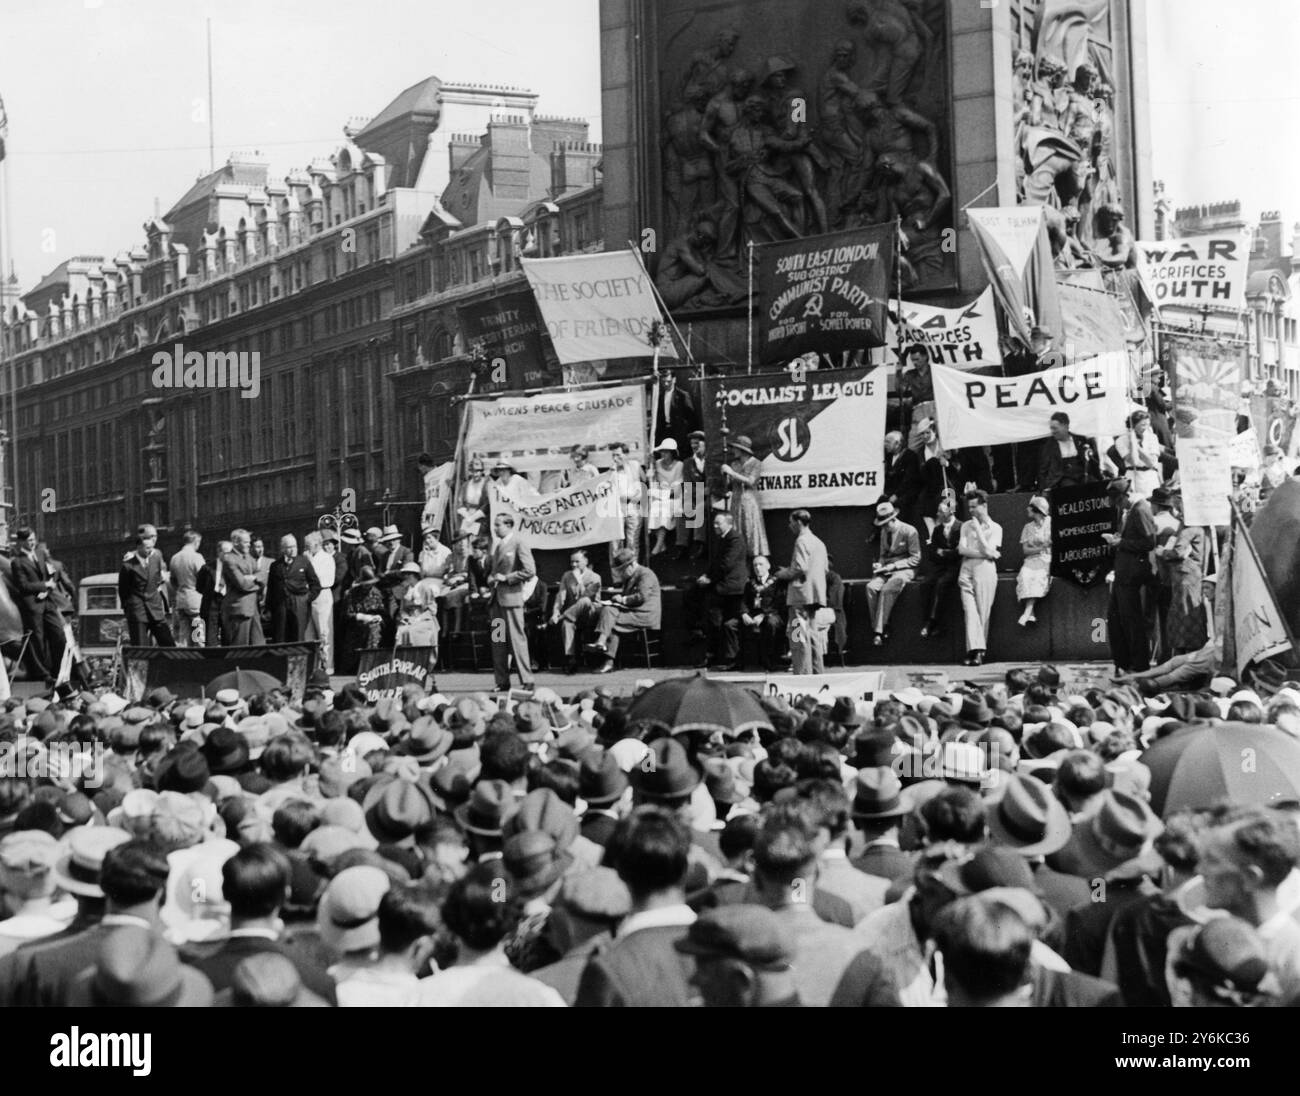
[150,343,261,398]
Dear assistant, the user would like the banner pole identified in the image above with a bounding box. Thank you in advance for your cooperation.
[747,240,755,375]
[895,217,904,435]
[625,242,694,367]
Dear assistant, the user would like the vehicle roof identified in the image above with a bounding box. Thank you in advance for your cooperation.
[80,573,120,586]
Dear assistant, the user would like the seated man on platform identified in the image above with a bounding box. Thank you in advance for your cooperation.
[586,548,662,674]
[551,549,604,674]
[1113,636,1220,695]
[866,500,921,647]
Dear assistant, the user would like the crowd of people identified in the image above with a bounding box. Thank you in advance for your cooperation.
[1,662,1299,1007]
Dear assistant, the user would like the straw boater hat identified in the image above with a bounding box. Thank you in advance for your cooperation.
[379,525,403,543]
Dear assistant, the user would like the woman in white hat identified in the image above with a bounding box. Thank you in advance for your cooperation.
[396,561,441,650]
[648,439,683,556]
[1016,496,1052,627]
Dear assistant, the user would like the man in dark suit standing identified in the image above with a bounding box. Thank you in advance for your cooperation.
[587,548,662,674]
[197,539,230,647]
[10,527,65,683]
[693,510,748,670]
[1103,477,1157,673]
[267,535,321,643]
[918,492,962,638]
[487,513,535,692]
[221,529,266,646]
[883,430,923,532]
[653,370,701,456]
[575,807,697,1007]
[117,523,176,649]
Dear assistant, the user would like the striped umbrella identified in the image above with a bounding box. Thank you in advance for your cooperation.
[1140,721,1300,817]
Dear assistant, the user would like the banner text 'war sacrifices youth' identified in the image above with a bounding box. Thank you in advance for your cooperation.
[756,225,892,364]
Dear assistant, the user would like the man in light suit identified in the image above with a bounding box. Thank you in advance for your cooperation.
[775,509,828,674]
[487,513,535,692]
[117,524,175,649]
[221,528,267,646]
[550,548,604,674]
[587,547,662,674]
[866,500,921,645]
[168,530,206,646]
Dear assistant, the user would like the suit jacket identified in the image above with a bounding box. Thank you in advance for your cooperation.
[0,920,115,1007]
[1038,433,1100,492]
[11,551,53,618]
[553,569,603,617]
[379,544,415,587]
[221,549,263,619]
[780,528,828,609]
[168,547,206,615]
[615,565,661,630]
[488,535,535,608]
[1030,964,1122,1007]
[532,935,610,1007]
[707,529,749,596]
[653,386,700,454]
[118,549,169,623]
[268,555,322,607]
[926,519,962,574]
[873,521,921,572]
[579,810,619,848]
[884,448,922,509]
[574,924,693,1007]
[849,844,914,885]
[1114,499,1157,584]
[180,933,337,1004]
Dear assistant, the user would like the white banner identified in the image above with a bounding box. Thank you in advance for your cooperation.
[1233,523,1291,677]
[421,461,456,531]
[464,384,647,475]
[713,672,884,703]
[521,252,675,364]
[931,353,1130,449]
[1229,427,1261,472]
[890,289,1002,367]
[489,471,622,549]
[1176,438,1231,527]
[1137,233,1251,312]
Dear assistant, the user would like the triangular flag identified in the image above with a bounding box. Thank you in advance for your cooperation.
[56,621,79,688]
[967,206,1063,349]
[1232,517,1292,679]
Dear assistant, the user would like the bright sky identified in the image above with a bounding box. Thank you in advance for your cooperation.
[0,0,1294,289]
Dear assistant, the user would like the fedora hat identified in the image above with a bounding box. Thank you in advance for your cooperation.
[1050,789,1162,877]
[873,501,899,526]
[398,716,453,765]
[850,726,897,770]
[201,727,251,776]
[503,788,580,852]
[827,696,861,728]
[379,524,403,543]
[364,778,438,844]
[316,866,391,955]
[216,953,330,1008]
[454,779,519,836]
[941,741,986,787]
[851,767,909,820]
[503,831,573,896]
[66,928,213,1007]
[577,748,628,807]
[959,694,994,728]
[340,528,363,546]
[629,738,701,801]
[984,774,1071,857]
[727,435,755,456]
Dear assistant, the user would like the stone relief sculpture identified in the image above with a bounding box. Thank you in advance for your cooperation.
[657,3,954,310]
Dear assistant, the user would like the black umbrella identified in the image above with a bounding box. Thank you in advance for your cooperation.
[625,673,773,738]
[1139,721,1300,817]
[205,668,283,697]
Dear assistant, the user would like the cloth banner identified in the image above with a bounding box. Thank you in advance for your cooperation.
[889,289,1002,368]
[1058,282,1129,359]
[700,367,887,508]
[1049,481,1114,588]
[755,224,892,364]
[464,384,647,475]
[1138,233,1251,312]
[1230,428,1261,472]
[1177,438,1232,527]
[421,461,456,531]
[488,471,622,549]
[966,206,1063,347]
[1233,521,1291,678]
[356,646,438,702]
[930,353,1129,449]
[1162,333,1245,440]
[457,290,554,390]
[120,644,316,705]
[521,252,675,364]
[714,672,883,704]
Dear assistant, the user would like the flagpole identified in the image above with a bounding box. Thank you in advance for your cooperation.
[624,242,694,367]
[1229,495,1300,670]
[894,217,904,434]
[746,241,754,375]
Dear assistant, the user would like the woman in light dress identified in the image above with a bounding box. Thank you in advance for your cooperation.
[1016,495,1052,627]
[721,435,770,558]
[303,531,336,674]
[957,488,1002,666]
[648,439,683,555]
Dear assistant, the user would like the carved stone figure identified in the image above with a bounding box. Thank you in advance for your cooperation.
[663,83,716,234]
[682,26,742,101]
[874,152,950,287]
[699,68,757,259]
[846,0,931,107]
[728,95,805,241]
[1092,203,1138,271]
[763,57,829,234]
[656,220,747,309]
